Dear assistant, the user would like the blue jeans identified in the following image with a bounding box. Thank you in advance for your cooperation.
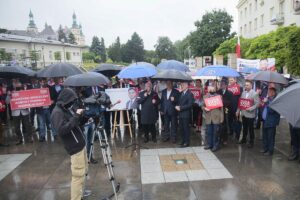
[262,126,276,153]
[84,122,95,157]
[37,108,53,138]
[206,123,220,149]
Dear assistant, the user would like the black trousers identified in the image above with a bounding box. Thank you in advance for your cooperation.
[164,114,177,140]
[242,116,255,144]
[179,118,190,145]
[13,114,32,142]
[143,124,156,140]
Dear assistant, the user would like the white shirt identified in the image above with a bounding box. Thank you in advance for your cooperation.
[167,90,172,100]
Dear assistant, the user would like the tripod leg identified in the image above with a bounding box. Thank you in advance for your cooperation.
[88,127,96,163]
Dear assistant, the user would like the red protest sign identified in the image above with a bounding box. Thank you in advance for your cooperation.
[228,84,241,96]
[189,88,201,100]
[204,95,223,110]
[10,88,51,110]
[238,98,254,110]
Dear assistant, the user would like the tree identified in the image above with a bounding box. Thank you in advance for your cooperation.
[286,27,300,75]
[82,52,96,63]
[174,36,190,61]
[154,36,177,60]
[30,50,40,69]
[99,37,107,62]
[90,36,101,63]
[144,50,160,65]
[0,49,12,62]
[58,25,67,42]
[66,52,71,60]
[189,9,234,57]
[68,33,76,44]
[121,32,145,63]
[108,37,122,62]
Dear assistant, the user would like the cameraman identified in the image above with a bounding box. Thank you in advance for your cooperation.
[51,88,87,200]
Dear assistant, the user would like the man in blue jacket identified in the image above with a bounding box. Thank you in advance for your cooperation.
[261,87,280,156]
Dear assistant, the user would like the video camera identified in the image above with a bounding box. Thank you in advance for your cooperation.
[73,91,111,118]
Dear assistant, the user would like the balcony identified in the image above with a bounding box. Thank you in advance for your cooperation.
[270,13,284,25]
[294,0,300,14]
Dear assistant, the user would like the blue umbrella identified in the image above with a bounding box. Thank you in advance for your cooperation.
[157,60,190,72]
[240,67,259,74]
[196,65,240,77]
[117,62,157,79]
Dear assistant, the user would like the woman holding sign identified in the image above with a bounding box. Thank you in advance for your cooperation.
[203,86,224,152]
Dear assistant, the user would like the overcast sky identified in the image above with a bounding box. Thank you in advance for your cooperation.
[0,0,238,50]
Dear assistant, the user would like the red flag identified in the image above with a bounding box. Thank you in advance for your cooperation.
[236,36,241,58]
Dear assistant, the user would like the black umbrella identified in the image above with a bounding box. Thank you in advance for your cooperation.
[0,65,36,78]
[249,71,288,85]
[37,63,83,78]
[63,72,110,87]
[92,63,122,77]
[270,83,300,128]
[151,69,193,82]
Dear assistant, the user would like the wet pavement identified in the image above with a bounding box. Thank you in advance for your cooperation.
[0,119,300,200]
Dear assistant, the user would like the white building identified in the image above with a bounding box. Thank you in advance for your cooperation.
[237,0,300,38]
[0,34,87,69]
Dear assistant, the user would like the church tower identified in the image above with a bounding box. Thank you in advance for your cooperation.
[27,10,38,33]
[70,12,85,45]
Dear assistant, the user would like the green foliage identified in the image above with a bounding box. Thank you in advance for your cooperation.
[108,37,122,62]
[54,51,61,61]
[99,37,107,63]
[286,27,300,75]
[82,52,95,63]
[68,32,76,44]
[30,50,40,61]
[58,25,67,42]
[144,50,160,65]
[66,52,71,60]
[90,36,101,62]
[174,36,190,61]
[154,36,176,60]
[121,32,144,63]
[0,49,12,62]
[189,9,234,57]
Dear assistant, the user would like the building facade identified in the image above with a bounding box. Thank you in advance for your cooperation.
[237,0,300,38]
[0,34,86,69]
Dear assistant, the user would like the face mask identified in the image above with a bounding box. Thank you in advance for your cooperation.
[209,91,215,94]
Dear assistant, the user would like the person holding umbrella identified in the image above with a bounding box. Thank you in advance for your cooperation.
[236,80,260,148]
[137,81,160,143]
[260,87,280,156]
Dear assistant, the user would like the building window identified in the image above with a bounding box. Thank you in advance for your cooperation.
[76,52,79,56]
[49,51,53,60]
[260,14,264,27]
[255,0,258,10]
[249,21,252,33]
[270,7,274,20]
[245,7,247,18]
[249,3,252,15]
[240,11,243,20]
[279,0,285,14]
[73,52,76,56]
[244,24,247,35]
[240,27,243,36]
[254,18,258,30]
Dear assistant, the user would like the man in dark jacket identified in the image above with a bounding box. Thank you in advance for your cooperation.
[217,80,233,145]
[176,82,194,147]
[137,81,160,143]
[51,88,87,200]
[260,87,280,156]
[160,81,180,143]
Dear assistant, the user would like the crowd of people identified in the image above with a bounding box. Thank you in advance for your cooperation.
[0,76,299,160]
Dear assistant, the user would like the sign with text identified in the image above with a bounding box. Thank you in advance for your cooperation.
[228,84,241,96]
[10,88,51,110]
[238,98,254,110]
[204,95,223,110]
[189,87,201,100]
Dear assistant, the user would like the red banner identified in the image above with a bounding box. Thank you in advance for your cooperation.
[238,98,254,110]
[228,84,241,96]
[189,87,201,100]
[204,95,223,110]
[10,88,51,110]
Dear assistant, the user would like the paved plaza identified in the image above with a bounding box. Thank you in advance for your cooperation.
[0,120,300,200]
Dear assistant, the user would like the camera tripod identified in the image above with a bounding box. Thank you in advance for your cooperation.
[84,117,120,200]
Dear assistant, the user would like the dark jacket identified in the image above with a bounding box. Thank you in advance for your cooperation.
[51,88,85,155]
[178,90,194,119]
[263,97,280,128]
[137,90,160,124]
[217,89,233,114]
[160,88,180,116]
